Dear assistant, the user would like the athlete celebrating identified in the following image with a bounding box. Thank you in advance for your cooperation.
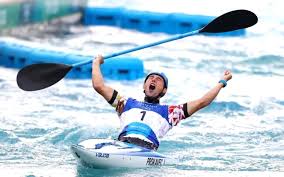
[92,55,232,150]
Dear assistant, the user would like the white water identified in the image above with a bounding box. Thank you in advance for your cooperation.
[1,0,284,176]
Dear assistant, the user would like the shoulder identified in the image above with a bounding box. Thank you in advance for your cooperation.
[168,104,188,126]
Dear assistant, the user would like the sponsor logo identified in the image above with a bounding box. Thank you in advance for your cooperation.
[146,157,165,166]
[95,153,109,158]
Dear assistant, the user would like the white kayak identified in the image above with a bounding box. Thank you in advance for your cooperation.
[71,138,177,169]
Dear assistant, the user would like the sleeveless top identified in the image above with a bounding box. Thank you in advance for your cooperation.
[110,93,189,147]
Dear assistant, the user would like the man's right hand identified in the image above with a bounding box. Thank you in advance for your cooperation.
[94,54,104,65]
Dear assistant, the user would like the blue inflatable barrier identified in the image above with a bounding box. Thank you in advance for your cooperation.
[101,57,144,80]
[120,10,146,31]
[0,38,144,81]
[83,7,245,36]
[30,48,68,64]
[83,7,123,26]
[0,41,8,66]
[65,54,93,79]
[2,44,34,68]
[121,10,169,33]
[167,13,212,34]
[0,42,31,68]
[143,12,170,33]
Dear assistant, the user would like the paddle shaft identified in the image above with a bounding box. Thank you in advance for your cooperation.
[73,29,200,67]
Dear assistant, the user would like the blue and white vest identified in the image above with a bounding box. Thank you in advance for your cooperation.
[118,98,172,147]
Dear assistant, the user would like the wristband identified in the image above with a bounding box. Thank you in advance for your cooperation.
[218,80,227,87]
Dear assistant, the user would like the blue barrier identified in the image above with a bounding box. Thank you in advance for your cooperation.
[0,39,144,81]
[143,12,169,33]
[30,48,68,64]
[120,10,146,31]
[0,41,8,66]
[121,10,169,33]
[0,42,31,68]
[167,13,213,34]
[3,44,34,67]
[83,7,246,36]
[65,54,93,79]
[101,57,144,80]
[83,7,123,26]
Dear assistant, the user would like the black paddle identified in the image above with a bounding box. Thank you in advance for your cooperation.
[17,9,258,91]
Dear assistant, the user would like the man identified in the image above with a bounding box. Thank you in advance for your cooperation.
[92,55,232,151]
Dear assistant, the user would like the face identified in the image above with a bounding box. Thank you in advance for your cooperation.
[143,75,167,98]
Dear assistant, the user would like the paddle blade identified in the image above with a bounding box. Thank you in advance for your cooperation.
[200,10,258,33]
[17,63,72,91]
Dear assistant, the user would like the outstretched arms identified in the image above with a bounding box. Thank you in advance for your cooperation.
[185,70,232,117]
[92,55,115,102]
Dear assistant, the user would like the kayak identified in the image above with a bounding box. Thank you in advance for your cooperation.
[71,138,176,169]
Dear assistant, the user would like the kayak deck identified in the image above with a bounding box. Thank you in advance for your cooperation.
[71,139,176,169]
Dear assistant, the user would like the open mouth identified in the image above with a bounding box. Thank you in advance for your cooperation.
[149,84,156,90]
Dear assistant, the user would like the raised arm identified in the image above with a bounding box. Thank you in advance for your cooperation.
[92,55,115,102]
[186,70,232,116]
